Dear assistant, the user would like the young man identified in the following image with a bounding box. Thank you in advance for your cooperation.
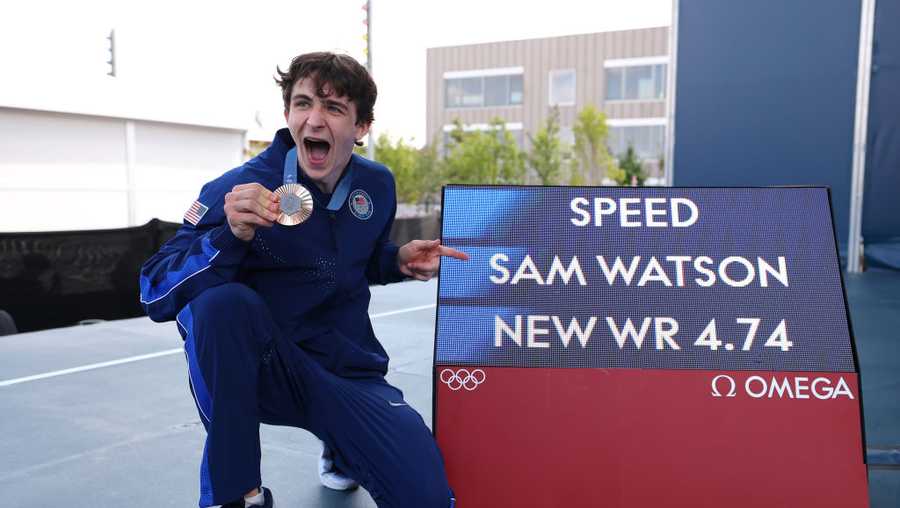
[139,52,466,508]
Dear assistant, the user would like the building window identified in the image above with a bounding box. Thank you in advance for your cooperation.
[604,57,667,102]
[549,69,576,106]
[444,67,524,109]
[606,119,666,160]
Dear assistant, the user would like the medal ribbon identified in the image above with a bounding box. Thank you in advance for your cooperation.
[283,147,354,212]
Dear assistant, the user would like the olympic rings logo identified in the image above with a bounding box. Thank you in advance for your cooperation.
[440,368,486,391]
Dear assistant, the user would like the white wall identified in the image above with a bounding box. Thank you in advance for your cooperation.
[0,108,243,232]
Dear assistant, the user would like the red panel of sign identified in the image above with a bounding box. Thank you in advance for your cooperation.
[436,367,867,507]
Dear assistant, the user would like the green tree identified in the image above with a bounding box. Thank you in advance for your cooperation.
[443,118,525,185]
[244,140,271,161]
[572,105,617,185]
[566,156,586,185]
[527,108,567,185]
[416,141,442,211]
[373,133,422,203]
[616,145,646,186]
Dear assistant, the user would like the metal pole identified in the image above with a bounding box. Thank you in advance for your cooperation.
[107,29,116,77]
[366,0,375,161]
[663,0,679,187]
[848,0,876,273]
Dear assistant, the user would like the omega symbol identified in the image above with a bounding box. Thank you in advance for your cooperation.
[711,374,737,397]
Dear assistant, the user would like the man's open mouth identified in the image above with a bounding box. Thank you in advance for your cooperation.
[303,137,331,165]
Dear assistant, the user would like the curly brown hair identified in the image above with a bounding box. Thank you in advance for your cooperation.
[274,52,376,126]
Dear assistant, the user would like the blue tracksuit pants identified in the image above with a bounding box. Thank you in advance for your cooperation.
[175,283,452,507]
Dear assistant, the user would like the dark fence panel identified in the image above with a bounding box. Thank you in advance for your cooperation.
[0,220,166,332]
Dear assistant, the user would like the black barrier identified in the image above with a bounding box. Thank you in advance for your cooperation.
[0,215,438,333]
[389,214,440,246]
[0,219,169,333]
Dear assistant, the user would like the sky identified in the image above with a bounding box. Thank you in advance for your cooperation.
[0,0,670,147]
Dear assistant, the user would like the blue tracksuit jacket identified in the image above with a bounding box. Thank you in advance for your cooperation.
[139,128,406,378]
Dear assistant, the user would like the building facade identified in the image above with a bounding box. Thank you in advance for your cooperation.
[0,107,246,232]
[426,27,669,180]
[0,25,263,233]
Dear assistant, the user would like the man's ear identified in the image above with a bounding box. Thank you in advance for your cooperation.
[355,122,371,143]
[283,109,289,123]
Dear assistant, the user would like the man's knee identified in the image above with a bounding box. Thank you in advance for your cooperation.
[380,410,452,507]
[184,283,275,354]
[396,477,452,508]
[389,449,451,508]
[190,283,268,323]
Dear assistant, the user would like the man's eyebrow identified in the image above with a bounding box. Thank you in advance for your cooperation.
[290,93,313,102]
[324,99,348,109]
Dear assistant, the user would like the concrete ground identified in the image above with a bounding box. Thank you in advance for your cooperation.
[1,274,897,507]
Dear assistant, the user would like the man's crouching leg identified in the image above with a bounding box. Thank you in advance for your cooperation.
[309,378,454,508]
[176,283,277,507]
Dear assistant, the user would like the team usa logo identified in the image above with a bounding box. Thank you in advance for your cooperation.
[440,368,486,391]
[349,189,373,220]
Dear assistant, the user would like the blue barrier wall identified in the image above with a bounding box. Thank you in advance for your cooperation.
[673,0,861,253]
[862,0,900,270]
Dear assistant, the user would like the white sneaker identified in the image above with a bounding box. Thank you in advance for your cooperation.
[318,441,359,491]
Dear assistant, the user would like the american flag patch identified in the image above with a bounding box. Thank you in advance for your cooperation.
[184,200,209,226]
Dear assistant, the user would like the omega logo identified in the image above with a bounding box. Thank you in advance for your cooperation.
[711,375,737,397]
[711,374,854,400]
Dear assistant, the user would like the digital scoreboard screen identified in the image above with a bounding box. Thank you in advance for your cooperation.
[434,186,867,508]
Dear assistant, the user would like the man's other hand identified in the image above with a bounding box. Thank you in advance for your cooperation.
[224,183,280,242]
[397,239,469,281]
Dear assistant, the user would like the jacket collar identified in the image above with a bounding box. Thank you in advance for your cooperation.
[257,128,295,170]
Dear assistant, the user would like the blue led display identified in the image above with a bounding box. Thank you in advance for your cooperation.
[435,186,855,372]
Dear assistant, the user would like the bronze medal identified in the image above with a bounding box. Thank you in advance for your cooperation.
[274,183,314,226]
